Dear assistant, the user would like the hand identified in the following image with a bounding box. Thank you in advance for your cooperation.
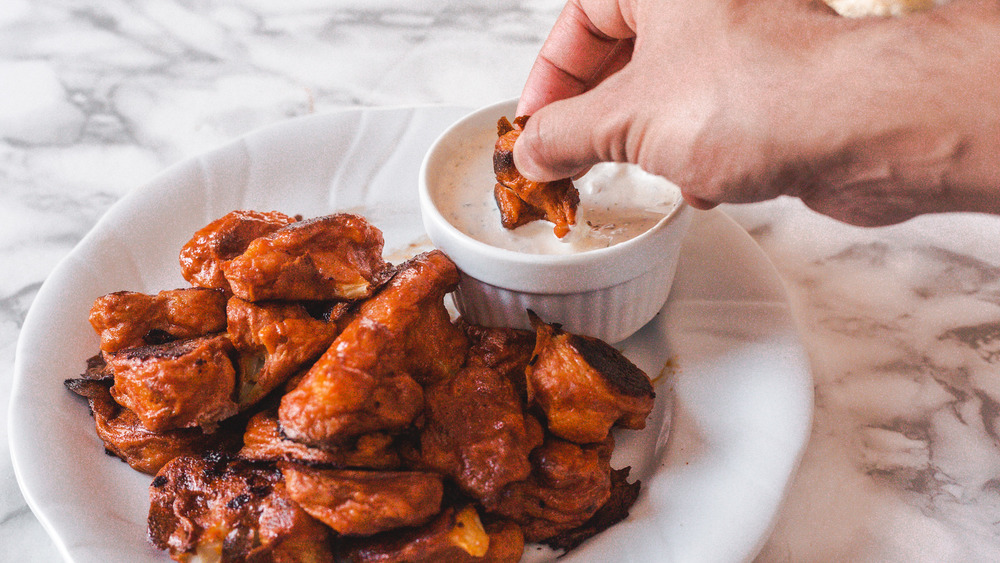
[513,0,1000,226]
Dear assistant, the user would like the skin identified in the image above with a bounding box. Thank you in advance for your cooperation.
[513,0,1000,226]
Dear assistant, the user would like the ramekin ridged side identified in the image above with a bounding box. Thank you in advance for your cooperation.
[449,210,688,343]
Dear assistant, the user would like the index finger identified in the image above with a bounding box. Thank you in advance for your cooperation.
[517,0,636,116]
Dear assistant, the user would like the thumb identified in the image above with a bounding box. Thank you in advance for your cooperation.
[512,88,623,183]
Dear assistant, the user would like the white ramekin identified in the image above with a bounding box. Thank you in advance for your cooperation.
[419,98,692,343]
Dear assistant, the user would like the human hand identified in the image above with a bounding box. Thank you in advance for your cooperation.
[513,0,1000,226]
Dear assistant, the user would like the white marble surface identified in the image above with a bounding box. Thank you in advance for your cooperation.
[3,1,999,561]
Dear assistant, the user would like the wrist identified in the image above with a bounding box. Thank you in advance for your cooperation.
[792,2,1000,220]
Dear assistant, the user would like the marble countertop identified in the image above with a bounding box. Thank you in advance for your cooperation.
[3,1,999,561]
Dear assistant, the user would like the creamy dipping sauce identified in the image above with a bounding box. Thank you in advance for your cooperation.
[434,132,682,255]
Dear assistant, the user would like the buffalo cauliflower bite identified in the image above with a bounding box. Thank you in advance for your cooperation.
[277,250,468,447]
[417,365,543,500]
[226,297,342,409]
[64,377,240,475]
[106,335,239,433]
[238,410,400,470]
[338,505,525,563]
[483,436,614,542]
[493,116,579,238]
[223,213,391,302]
[525,311,654,444]
[279,463,444,536]
[89,288,227,354]
[179,209,297,291]
[148,454,334,562]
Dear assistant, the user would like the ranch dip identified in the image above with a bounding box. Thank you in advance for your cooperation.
[434,132,682,255]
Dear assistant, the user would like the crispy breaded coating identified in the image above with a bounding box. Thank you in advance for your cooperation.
[106,335,238,433]
[278,250,468,447]
[542,466,642,552]
[148,455,333,563]
[89,288,227,353]
[239,410,400,469]
[418,366,543,500]
[338,506,525,563]
[223,213,391,302]
[64,378,239,474]
[462,322,536,401]
[494,116,579,238]
[526,311,655,443]
[483,436,614,542]
[179,209,297,291]
[227,297,342,408]
[280,463,443,536]
[344,252,469,387]
[78,353,114,382]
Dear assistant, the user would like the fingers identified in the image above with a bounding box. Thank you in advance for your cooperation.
[590,38,634,87]
[513,0,638,181]
[681,193,719,211]
[513,87,618,182]
[516,0,636,117]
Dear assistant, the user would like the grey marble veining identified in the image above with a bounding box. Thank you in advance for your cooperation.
[721,200,1000,561]
[3,1,1000,562]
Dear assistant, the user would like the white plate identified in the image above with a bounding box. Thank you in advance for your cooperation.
[9,105,812,563]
